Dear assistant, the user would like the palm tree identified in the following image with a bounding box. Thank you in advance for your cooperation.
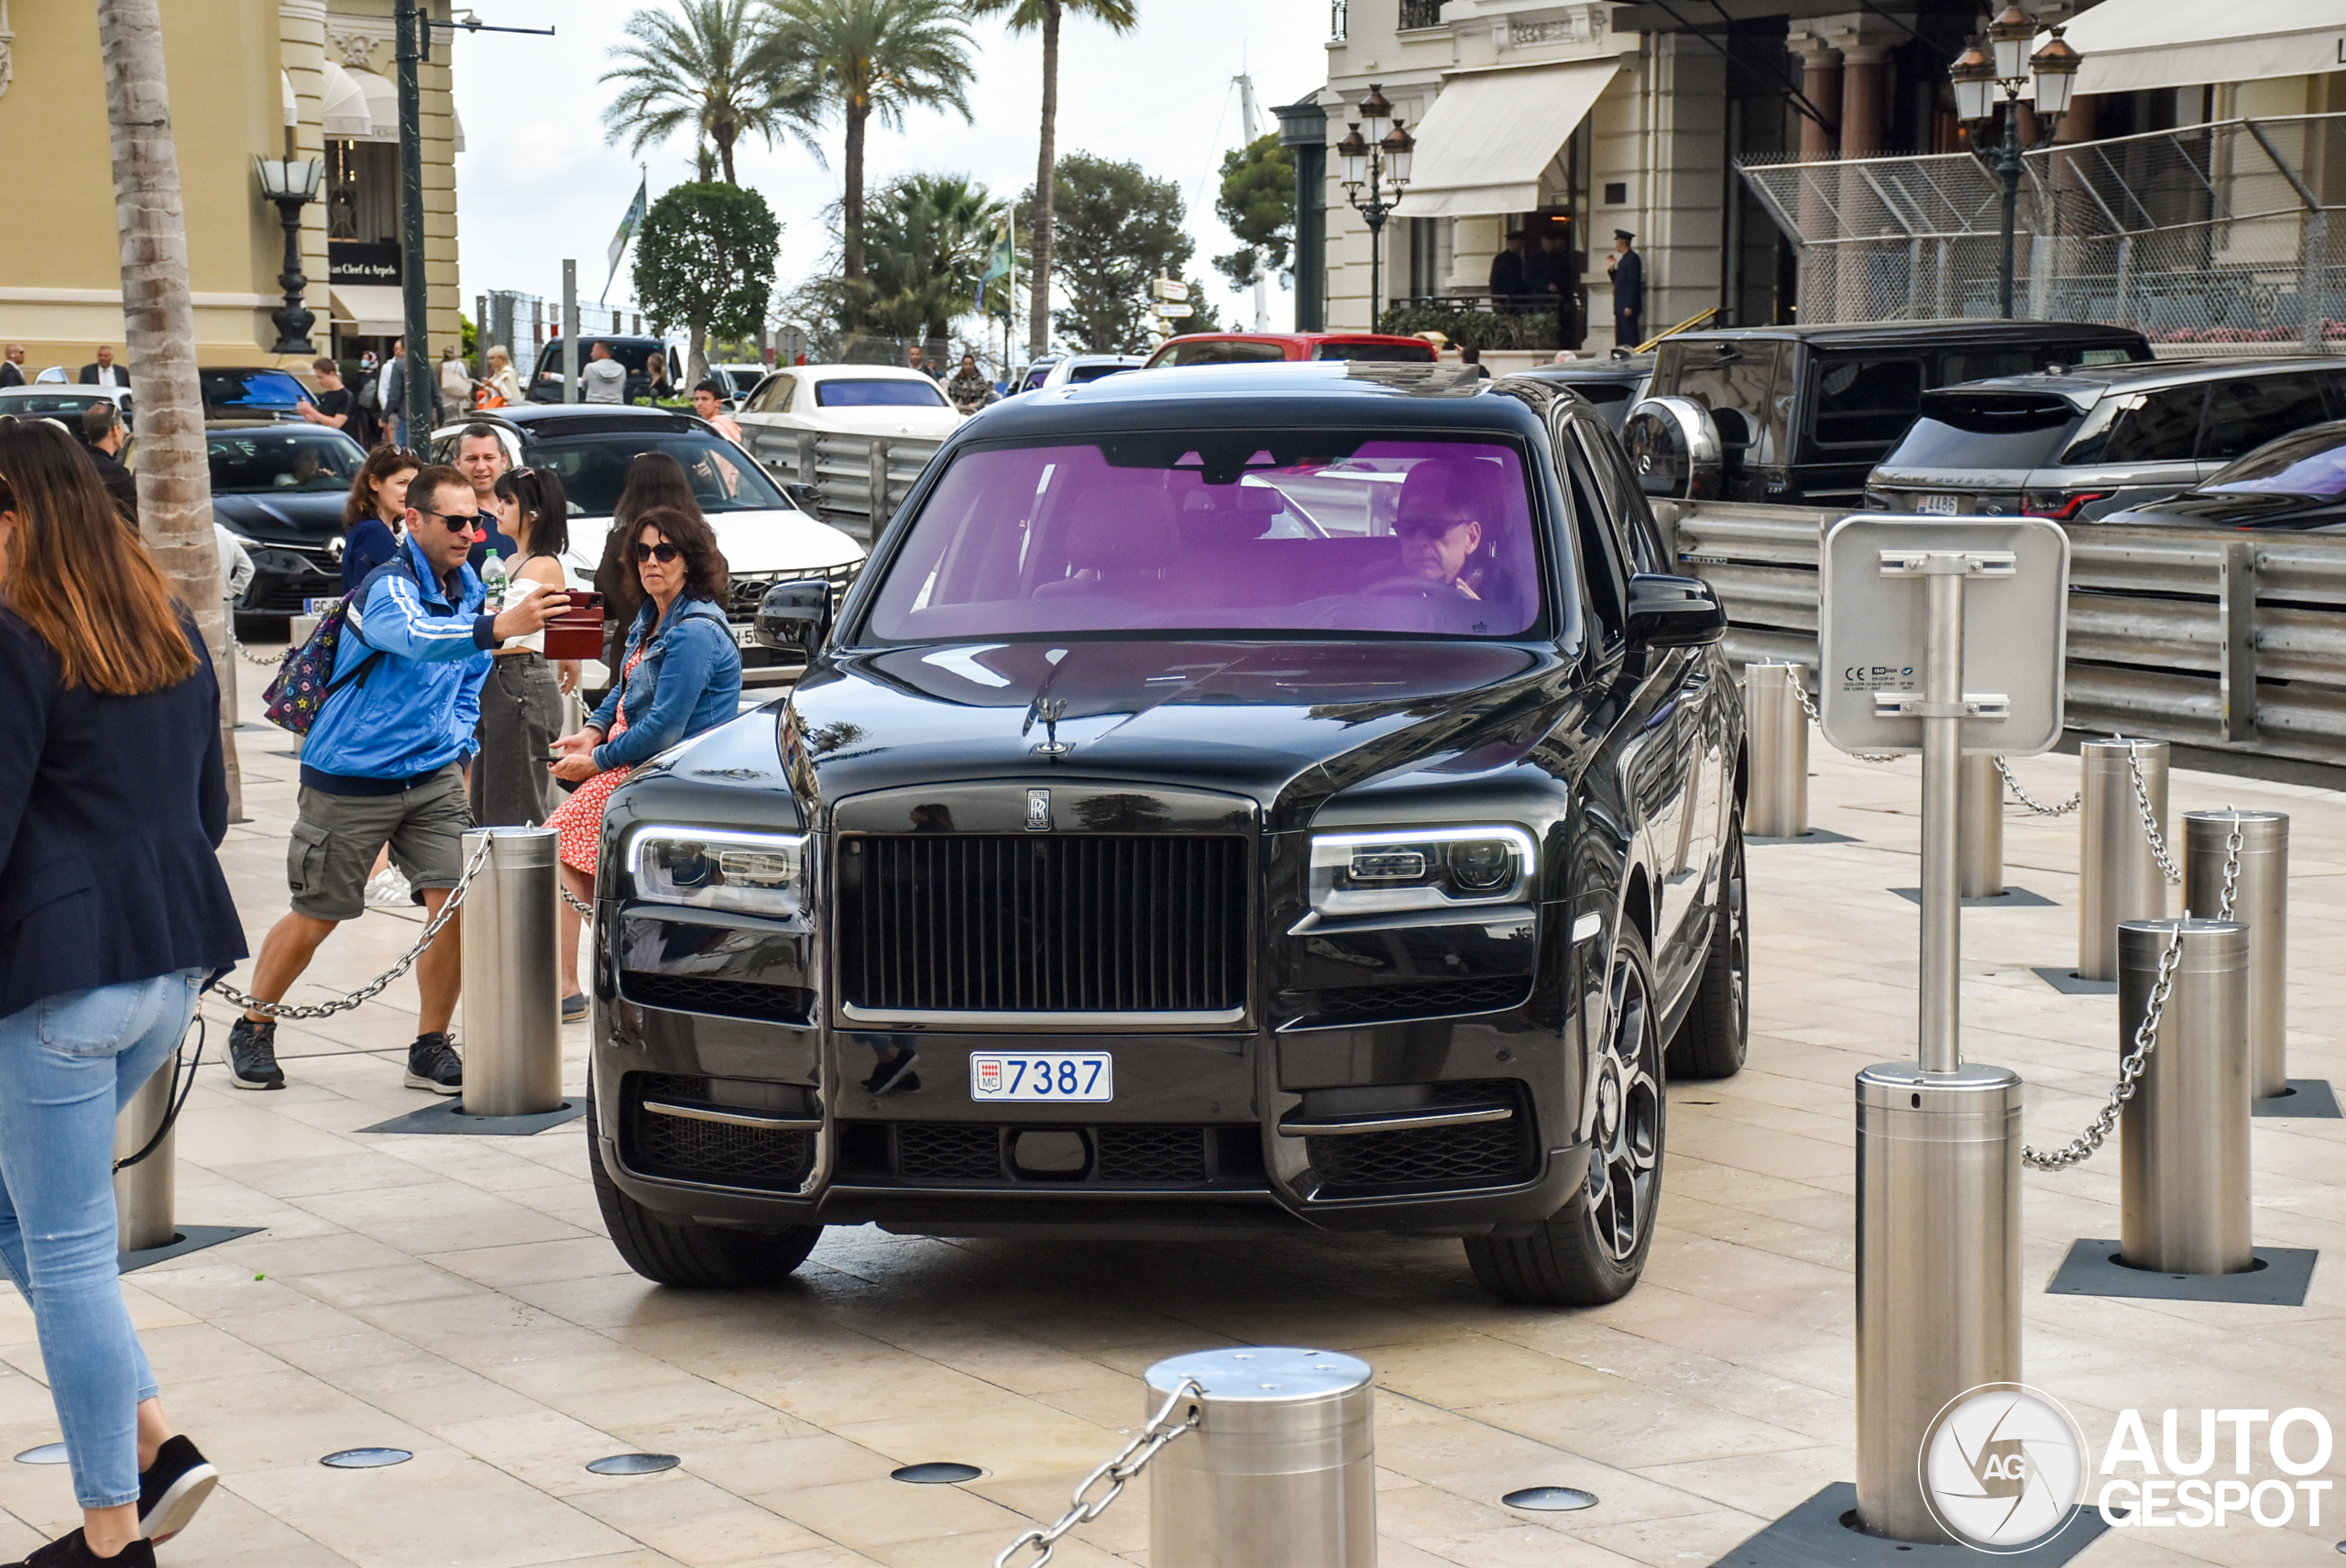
[95,0,242,817]
[765,0,975,286]
[601,0,814,185]
[967,0,1138,360]
[860,174,1006,344]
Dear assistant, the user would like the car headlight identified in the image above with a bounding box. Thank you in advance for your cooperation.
[626,828,806,920]
[1309,827,1536,916]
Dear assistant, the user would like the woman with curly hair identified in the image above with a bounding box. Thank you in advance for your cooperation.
[338,444,420,595]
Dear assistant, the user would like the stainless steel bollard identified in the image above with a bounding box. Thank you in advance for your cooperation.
[1854,1063,2023,1544]
[114,1065,177,1254]
[1958,752,2002,899]
[1743,661,1808,839]
[1146,1346,1376,1568]
[2185,810,2288,1100]
[2119,919,2252,1275]
[2078,738,2169,981]
[459,826,563,1117]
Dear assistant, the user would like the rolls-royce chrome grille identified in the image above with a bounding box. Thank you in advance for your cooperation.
[836,834,1248,1021]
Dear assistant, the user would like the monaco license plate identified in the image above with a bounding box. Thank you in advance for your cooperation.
[1917,493,1961,515]
[970,1052,1113,1102]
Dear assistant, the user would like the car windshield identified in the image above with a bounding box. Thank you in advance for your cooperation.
[814,378,948,409]
[206,429,364,493]
[2200,426,2346,499]
[522,430,790,515]
[1887,393,2085,470]
[862,434,1551,642]
[201,369,307,408]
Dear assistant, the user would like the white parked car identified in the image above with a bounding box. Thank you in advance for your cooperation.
[1023,354,1147,392]
[733,362,962,442]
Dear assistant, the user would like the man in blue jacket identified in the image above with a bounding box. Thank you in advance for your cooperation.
[230,465,567,1092]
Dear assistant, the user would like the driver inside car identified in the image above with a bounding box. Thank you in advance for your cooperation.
[1389,459,1489,598]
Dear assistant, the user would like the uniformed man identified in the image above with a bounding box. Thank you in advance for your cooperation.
[1607,229,1644,347]
[1488,229,1529,310]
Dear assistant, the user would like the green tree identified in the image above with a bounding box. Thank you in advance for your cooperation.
[1022,152,1193,353]
[1213,131,1294,292]
[632,182,784,384]
[765,0,976,291]
[600,0,814,186]
[859,174,1007,345]
[968,0,1139,360]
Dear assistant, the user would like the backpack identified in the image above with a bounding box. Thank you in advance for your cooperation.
[260,555,415,735]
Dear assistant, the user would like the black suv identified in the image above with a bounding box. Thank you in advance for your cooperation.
[586,362,1749,1307]
[1621,319,2152,507]
[1865,357,2346,521]
[526,334,681,404]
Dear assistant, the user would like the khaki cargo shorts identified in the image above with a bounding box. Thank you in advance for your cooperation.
[287,763,473,922]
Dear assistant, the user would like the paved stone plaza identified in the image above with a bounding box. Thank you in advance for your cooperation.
[6,657,2341,1567]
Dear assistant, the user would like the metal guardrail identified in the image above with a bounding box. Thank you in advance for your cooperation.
[735,420,944,545]
[1660,499,2346,769]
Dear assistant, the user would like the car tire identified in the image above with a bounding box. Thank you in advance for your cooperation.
[1464,923,1664,1306]
[1665,820,1749,1081]
[587,1081,823,1288]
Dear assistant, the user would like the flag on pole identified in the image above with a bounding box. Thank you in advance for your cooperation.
[977,219,1014,315]
[602,175,649,303]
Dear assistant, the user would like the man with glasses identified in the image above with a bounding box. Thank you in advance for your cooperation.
[229,465,569,1095]
[1390,459,1494,599]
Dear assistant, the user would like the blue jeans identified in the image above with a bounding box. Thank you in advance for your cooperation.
[0,970,202,1508]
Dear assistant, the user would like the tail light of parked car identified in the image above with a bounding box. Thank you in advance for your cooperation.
[2023,488,2114,521]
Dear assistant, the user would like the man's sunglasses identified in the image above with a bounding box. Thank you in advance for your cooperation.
[420,509,487,533]
[634,542,682,564]
[1396,518,1474,540]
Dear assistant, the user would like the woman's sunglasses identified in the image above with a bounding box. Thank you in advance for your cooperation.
[634,542,682,564]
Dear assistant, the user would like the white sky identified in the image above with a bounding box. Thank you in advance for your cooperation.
[449,1,1330,353]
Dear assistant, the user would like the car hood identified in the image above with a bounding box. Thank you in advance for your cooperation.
[2101,490,2336,528]
[729,638,1585,832]
[557,508,863,587]
[213,491,351,543]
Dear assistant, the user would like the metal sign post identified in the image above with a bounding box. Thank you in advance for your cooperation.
[1821,517,2068,1544]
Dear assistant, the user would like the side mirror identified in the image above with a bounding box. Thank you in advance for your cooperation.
[755,580,832,654]
[783,482,821,514]
[1620,396,1725,500]
[1625,573,1727,648]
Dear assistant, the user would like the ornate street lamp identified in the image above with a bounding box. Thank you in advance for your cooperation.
[254,155,325,354]
[1338,82,1414,329]
[1953,12,2083,319]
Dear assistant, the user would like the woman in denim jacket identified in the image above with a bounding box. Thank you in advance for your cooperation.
[545,504,741,1014]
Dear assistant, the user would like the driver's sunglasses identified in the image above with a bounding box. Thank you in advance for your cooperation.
[422,509,486,533]
[634,542,682,564]
[1395,518,1473,540]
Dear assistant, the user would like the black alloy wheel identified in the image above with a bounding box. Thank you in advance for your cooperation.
[1667,819,1749,1080]
[1464,923,1665,1305]
[586,1077,824,1288]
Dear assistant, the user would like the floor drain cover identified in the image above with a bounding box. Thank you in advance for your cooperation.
[892,1462,982,1484]
[321,1448,413,1469]
[586,1453,679,1475]
[1504,1486,1598,1511]
[14,1444,66,1465]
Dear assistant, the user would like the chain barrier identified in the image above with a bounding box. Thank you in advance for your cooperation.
[1785,669,1904,764]
[993,1377,1202,1568]
[209,839,492,1020]
[2126,751,2185,886]
[2023,813,2241,1171]
[1993,756,2081,817]
[227,632,290,669]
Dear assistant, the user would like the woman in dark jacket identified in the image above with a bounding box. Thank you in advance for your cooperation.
[338,444,419,596]
[0,417,247,1567]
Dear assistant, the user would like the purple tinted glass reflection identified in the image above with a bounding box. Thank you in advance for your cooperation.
[866,439,1544,641]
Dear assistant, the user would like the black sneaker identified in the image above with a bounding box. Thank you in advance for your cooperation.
[4,1529,157,1567]
[561,992,588,1025]
[405,1033,462,1094]
[227,1016,284,1091]
[137,1434,217,1544]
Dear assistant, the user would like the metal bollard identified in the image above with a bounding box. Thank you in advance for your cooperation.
[2185,810,2288,1100]
[2119,919,2252,1275]
[1146,1346,1376,1568]
[114,1064,177,1254]
[459,826,563,1117]
[2077,738,2168,981]
[1958,752,2001,899]
[1854,1063,2023,1544]
[1743,661,1808,839]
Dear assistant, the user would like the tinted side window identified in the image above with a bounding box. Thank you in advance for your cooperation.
[745,374,795,413]
[1940,350,2037,384]
[1573,422,1664,575]
[1812,357,1924,448]
[1553,421,1630,638]
[1673,342,1788,466]
[2097,386,2208,465]
[2201,374,2333,461]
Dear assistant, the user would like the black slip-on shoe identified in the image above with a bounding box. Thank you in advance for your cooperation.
[227,1016,284,1091]
[405,1032,463,1094]
[561,992,588,1025]
[137,1433,218,1544]
[5,1528,157,1567]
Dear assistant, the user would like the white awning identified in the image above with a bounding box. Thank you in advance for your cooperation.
[321,61,372,137]
[351,68,399,144]
[330,283,408,335]
[1396,60,1620,219]
[2064,0,2346,96]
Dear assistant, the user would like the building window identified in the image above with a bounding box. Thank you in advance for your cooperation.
[1398,0,1444,30]
[1405,217,1450,301]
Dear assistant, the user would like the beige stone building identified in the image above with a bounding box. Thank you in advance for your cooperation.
[0,0,462,379]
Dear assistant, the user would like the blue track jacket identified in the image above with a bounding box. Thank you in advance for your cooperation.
[301,532,498,788]
[587,596,742,771]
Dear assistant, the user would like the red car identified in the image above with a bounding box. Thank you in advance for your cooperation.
[1143,331,1438,368]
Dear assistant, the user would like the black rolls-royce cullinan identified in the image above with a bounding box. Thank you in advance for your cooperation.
[586,362,1749,1306]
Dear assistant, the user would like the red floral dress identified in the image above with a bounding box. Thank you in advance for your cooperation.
[549,641,646,875]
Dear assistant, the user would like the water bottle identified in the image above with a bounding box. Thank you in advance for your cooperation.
[481,549,507,613]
